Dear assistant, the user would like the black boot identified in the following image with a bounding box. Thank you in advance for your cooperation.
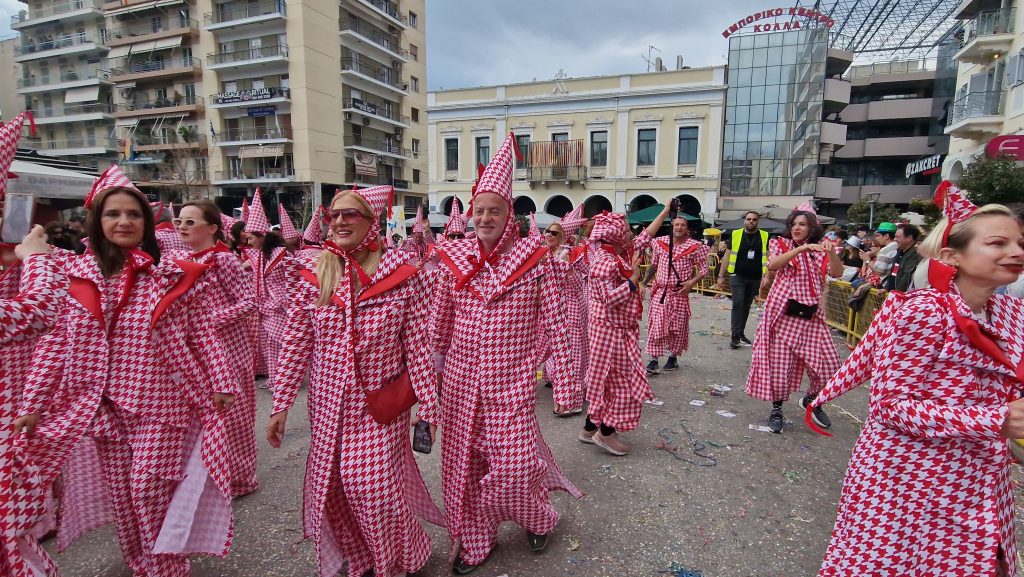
[768,403,784,434]
[527,531,549,552]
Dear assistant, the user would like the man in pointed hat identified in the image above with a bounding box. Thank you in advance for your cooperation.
[277,202,301,251]
[444,197,469,241]
[242,188,289,390]
[430,133,582,573]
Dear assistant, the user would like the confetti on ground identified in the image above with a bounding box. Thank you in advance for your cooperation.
[646,398,665,406]
[748,424,772,433]
[568,537,581,551]
[783,470,802,483]
[689,400,706,407]
[715,410,736,418]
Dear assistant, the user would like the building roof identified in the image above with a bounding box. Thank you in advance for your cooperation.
[815,0,962,61]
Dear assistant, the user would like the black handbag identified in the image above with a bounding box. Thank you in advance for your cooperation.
[785,299,818,319]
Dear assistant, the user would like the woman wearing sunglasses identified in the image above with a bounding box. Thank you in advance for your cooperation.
[267,185,442,577]
[15,167,238,576]
[174,200,260,498]
[241,189,289,390]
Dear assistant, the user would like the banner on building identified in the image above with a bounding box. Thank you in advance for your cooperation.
[354,152,378,176]
[239,144,285,158]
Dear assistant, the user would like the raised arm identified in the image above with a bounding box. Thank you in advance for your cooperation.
[644,203,672,239]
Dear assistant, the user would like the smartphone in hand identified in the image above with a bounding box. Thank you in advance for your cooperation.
[413,420,432,454]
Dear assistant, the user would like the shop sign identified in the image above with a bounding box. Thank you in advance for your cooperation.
[214,87,279,104]
[246,105,277,117]
[905,154,943,178]
[722,7,836,38]
[239,144,285,158]
[986,134,1024,160]
[350,98,377,115]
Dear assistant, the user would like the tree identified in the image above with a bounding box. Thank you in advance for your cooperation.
[908,196,943,228]
[845,199,901,227]
[957,154,1024,205]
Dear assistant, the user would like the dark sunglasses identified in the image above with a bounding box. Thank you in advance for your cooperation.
[173,218,208,227]
[544,229,562,236]
[327,208,372,223]
[448,233,465,239]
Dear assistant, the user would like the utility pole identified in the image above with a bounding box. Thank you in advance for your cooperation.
[642,45,662,72]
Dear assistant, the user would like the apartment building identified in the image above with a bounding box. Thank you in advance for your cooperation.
[12,0,428,216]
[427,67,725,223]
[942,0,1024,182]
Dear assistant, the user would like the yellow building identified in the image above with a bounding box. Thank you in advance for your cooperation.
[426,66,726,221]
[942,0,1022,180]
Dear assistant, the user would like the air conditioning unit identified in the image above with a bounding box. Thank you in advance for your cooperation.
[393,127,402,135]
[361,117,370,126]
[344,111,352,120]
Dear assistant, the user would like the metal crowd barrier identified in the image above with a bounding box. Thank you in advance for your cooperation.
[690,253,889,346]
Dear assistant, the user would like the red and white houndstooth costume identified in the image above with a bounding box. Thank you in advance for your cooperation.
[178,242,259,497]
[241,188,289,386]
[273,247,444,577]
[585,215,655,432]
[155,223,189,254]
[745,236,840,402]
[645,236,709,358]
[552,204,590,410]
[21,248,239,577]
[0,254,63,577]
[430,133,582,565]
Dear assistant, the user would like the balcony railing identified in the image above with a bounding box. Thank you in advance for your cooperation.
[11,0,102,25]
[525,140,588,182]
[355,0,406,24]
[110,56,201,77]
[527,166,588,182]
[123,165,209,183]
[106,17,198,41]
[214,169,295,181]
[342,98,408,123]
[208,44,288,66]
[210,86,290,105]
[42,136,119,150]
[343,135,408,156]
[959,8,1016,48]
[130,132,208,147]
[340,58,405,90]
[216,127,293,142]
[112,94,203,112]
[15,33,105,56]
[947,90,1005,125]
[17,67,111,88]
[339,18,407,57]
[204,0,286,25]
[33,102,113,118]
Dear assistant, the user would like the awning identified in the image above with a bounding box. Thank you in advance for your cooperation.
[626,204,706,225]
[152,37,182,51]
[115,81,136,89]
[107,45,133,59]
[115,117,140,127]
[130,40,157,53]
[6,160,97,200]
[65,86,100,104]
[104,0,184,18]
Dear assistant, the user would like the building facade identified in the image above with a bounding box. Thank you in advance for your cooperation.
[426,67,726,223]
[11,0,428,220]
[942,0,1022,183]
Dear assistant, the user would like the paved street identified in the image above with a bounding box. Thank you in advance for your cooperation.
[46,294,882,576]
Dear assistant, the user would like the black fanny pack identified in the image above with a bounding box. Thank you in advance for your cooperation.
[785,299,818,319]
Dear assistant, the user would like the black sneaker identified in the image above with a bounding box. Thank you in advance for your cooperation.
[663,356,679,371]
[452,556,480,575]
[527,531,548,553]
[646,359,660,375]
[739,335,753,346]
[729,340,740,349]
[768,407,784,434]
[800,395,832,429]
[543,381,553,388]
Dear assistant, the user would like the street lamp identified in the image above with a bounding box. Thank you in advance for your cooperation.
[865,192,881,228]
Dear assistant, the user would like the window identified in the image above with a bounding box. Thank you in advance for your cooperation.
[413,169,420,184]
[445,138,458,171]
[677,127,698,165]
[409,44,418,61]
[151,15,163,32]
[552,132,568,142]
[411,107,419,122]
[408,11,418,28]
[637,129,656,166]
[515,134,530,168]
[476,136,490,166]
[410,76,419,92]
[411,138,420,153]
[590,131,607,166]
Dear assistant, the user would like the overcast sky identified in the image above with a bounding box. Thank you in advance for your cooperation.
[425,0,772,91]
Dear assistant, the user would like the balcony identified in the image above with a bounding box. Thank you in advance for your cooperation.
[339,18,408,63]
[342,98,409,128]
[112,95,204,119]
[122,165,209,186]
[11,0,103,29]
[955,8,1015,64]
[343,134,409,159]
[215,127,293,146]
[204,0,286,31]
[106,18,199,48]
[128,132,208,152]
[527,166,588,183]
[945,90,1004,138]
[207,44,289,71]
[823,78,851,113]
[14,33,107,62]
[525,140,588,185]
[348,0,407,29]
[17,67,113,94]
[213,169,295,185]
[109,56,202,82]
[340,57,407,95]
[841,98,935,123]
[210,86,291,108]
[38,136,119,156]
[33,102,113,125]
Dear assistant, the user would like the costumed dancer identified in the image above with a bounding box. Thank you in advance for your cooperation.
[154,202,189,253]
[551,204,589,416]
[278,203,301,252]
[242,188,289,390]
[267,185,443,577]
[581,205,670,456]
[15,167,238,576]
[645,209,710,374]
[401,204,433,261]
[810,182,1024,576]
[744,202,843,434]
[0,226,63,577]
[430,133,582,574]
[444,197,469,241]
[175,200,260,497]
